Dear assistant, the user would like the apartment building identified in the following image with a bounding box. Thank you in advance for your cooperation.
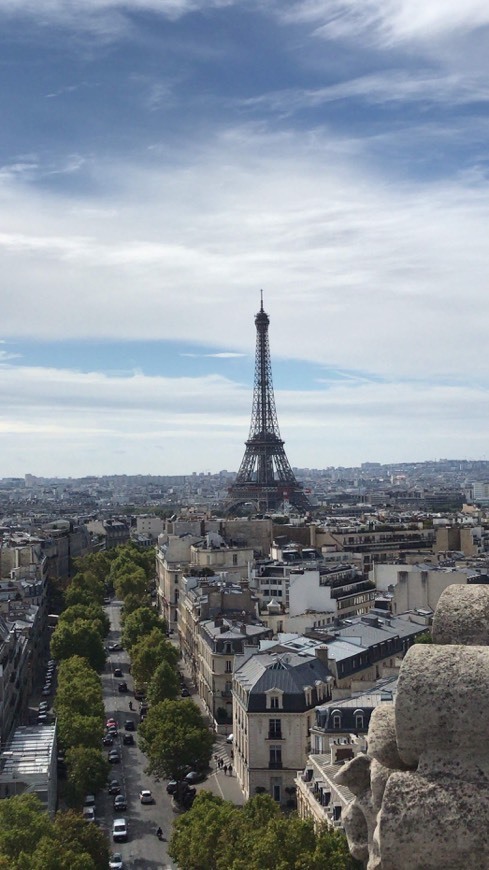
[232,647,332,805]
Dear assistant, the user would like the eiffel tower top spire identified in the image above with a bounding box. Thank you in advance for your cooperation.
[226,294,311,514]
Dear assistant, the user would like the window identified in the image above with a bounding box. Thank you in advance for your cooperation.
[225,660,232,673]
[332,713,341,729]
[269,746,282,767]
[273,784,281,802]
[270,696,279,709]
[269,718,282,739]
[233,554,238,566]
[355,713,364,730]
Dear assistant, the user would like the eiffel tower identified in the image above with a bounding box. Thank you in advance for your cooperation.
[227,293,312,514]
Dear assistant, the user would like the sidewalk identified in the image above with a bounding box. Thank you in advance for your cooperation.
[178,658,245,806]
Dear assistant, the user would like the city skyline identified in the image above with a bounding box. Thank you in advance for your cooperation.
[2,2,489,476]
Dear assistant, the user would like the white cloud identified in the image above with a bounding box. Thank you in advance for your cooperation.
[1,363,488,476]
[281,0,489,45]
[2,126,489,384]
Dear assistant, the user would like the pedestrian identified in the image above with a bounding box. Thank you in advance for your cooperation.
[214,754,218,763]
[228,764,232,776]
[223,765,228,775]
[219,758,223,769]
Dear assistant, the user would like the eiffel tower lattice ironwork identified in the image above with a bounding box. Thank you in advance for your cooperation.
[227,294,312,514]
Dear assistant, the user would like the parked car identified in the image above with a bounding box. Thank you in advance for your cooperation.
[103,734,114,746]
[108,750,121,764]
[134,688,145,701]
[113,794,127,811]
[107,726,118,736]
[139,789,154,804]
[122,733,134,746]
[108,643,122,652]
[124,720,135,731]
[83,807,96,823]
[181,688,190,697]
[114,668,123,678]
[106,718,117,729]
[109,853,123,870]
[118,682,128,693]
[166,780,178,795]
[112,818,128,843]
[108,780,121,795]
[83,794,96,807]
[185,770,203,784]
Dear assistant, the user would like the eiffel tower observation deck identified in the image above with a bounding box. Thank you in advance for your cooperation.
[227,294,312,514]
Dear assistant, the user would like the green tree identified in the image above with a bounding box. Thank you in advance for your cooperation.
[56,713,104,752]
[112,566,147,601]
[121,606,167,651]
[17,837,96,870]
[65,747,110,801]
[147,659,180,705]
[169,792,239,870]
[51,620,106,672]
[53,811,110,868]
[413,631,433,644]
[0,795,52,863]
[139,699,213,781]
[59,604,110,639]
[131,629,179,686]
[120,591,151,618]
[64,572,105,607]
[73,552,112,586]
[169,793,359,870]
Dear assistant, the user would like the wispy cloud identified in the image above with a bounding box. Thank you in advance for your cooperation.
[281,0,489,45]
[180,352,247,358]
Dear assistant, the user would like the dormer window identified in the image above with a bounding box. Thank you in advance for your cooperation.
[266,691,283,710]
[331,709,342,729]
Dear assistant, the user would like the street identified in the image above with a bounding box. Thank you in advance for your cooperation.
[100,600,176,870]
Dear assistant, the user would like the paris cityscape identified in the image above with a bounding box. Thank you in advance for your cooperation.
[2,0,489,868]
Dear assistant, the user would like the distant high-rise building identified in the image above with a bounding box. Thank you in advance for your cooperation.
[227,294,311,514]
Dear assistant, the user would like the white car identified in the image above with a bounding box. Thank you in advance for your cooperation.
[109,854,123,870]
[139,789,154,804]
[82,807,96,823]
[112,818,128,842]
[83,794,96,807]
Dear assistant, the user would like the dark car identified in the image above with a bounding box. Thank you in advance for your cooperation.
[113,794,127,811]
[108,779,121,795]
[108,643,122,652]
[108,750,121,764]
[166,780,178,795]
[114,668,123,678]
[122,733,134,746]
[181,688,190,697]
[134,689,145,701]
[124,720,135,731]
[118,682,128,693]
[103,734,114,746]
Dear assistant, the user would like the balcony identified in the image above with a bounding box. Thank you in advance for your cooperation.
[267,731,283,741]
[268,761,283,769]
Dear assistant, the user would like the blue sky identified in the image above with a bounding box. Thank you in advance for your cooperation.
[2,1,489,477]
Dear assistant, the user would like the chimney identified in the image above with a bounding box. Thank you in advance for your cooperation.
[315,645,329,666]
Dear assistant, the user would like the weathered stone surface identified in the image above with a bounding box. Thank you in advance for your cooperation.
[396,644,489,767]
[340,585,489,869]
[433,583,489,645]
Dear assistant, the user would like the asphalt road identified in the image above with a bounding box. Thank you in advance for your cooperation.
[100,600,177,870]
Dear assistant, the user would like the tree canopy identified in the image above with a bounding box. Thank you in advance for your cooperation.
[139,699,213,781]
[58,604,110,639]
[0,796,109,870]
[121,605,167,651]
[51,620,106,672]
[65,747,110,802]
[146,659,180,705]
[131,629,179,686]
[169,793,359,870]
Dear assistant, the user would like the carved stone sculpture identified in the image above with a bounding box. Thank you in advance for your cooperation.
[336,584,489,869]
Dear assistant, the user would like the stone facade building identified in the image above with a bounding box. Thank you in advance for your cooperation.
[232,647,332,805]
